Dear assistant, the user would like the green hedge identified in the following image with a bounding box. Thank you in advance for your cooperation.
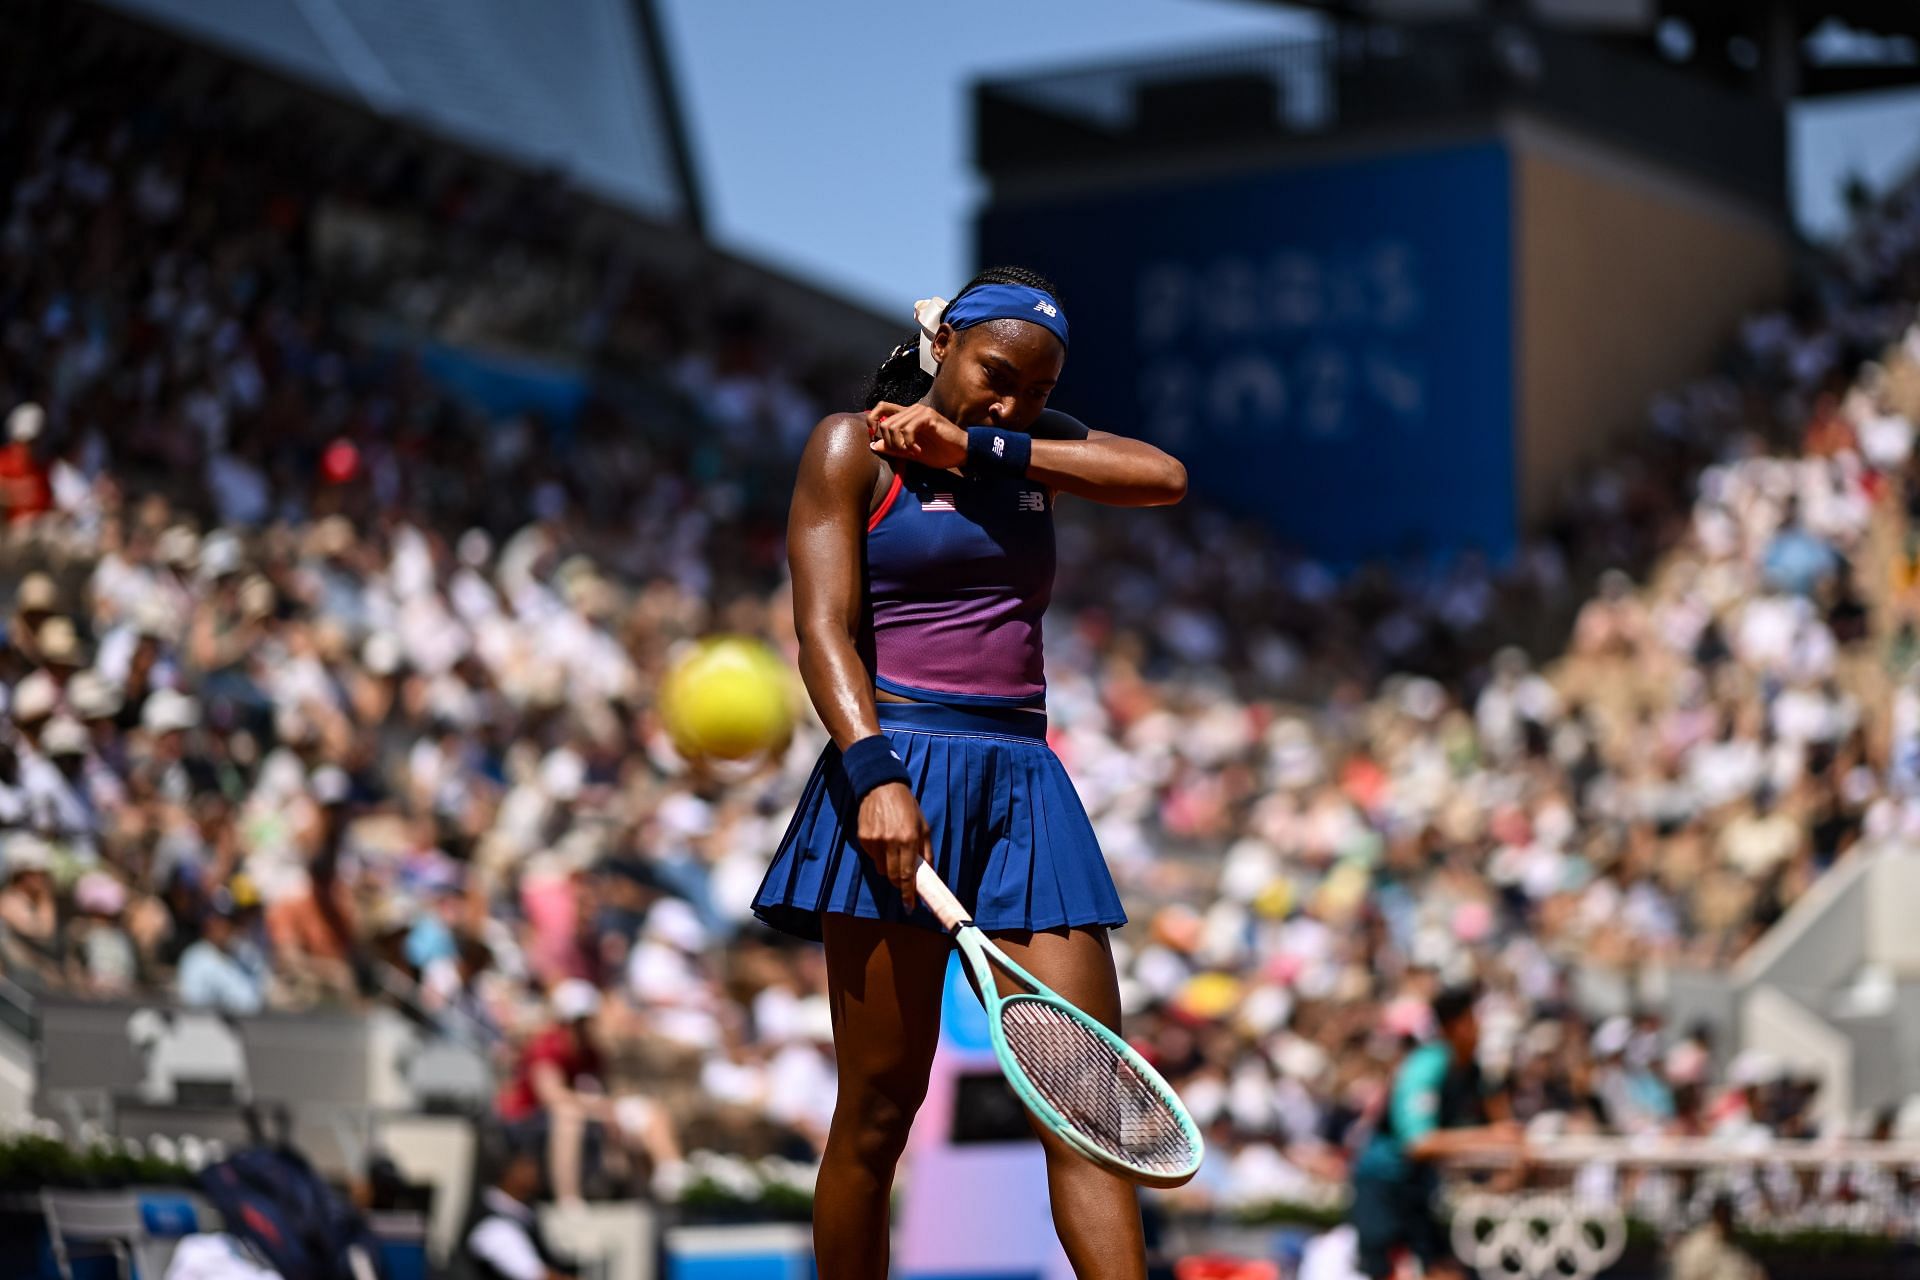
[0,1132,195,1192]
[676,1175,813,1223]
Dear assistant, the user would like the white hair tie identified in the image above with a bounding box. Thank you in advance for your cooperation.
[914,297,949,377]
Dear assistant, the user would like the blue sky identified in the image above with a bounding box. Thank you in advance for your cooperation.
[654,0,1321,312]
[656,1,1920,316]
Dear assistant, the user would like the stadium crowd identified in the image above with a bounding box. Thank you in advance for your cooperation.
[9,0,1920,1217]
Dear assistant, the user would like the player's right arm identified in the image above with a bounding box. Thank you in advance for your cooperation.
[789,414,931,911]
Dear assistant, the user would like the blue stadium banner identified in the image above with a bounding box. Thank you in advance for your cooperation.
[979,141,1514,563]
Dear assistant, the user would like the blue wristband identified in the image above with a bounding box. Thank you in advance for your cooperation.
[841,734,910,799]
[967,426,1031,476]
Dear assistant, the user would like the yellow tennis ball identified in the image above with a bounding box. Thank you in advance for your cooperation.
[661,636,794,761]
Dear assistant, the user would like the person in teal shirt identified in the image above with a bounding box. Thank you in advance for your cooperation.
[1349,986,1522,1279]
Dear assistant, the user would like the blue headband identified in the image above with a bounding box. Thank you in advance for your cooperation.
[943,284,1069,350]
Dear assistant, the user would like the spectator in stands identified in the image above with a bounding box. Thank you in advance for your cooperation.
[264,769,365,1003]
[1669,1195,1764,1280]
[423,932,505,1048]
[0,835,61,983]
[496,980,612,1205]
[460,1136,579,1280]
[492,979,686,1205]
[29,716,100,861]
[0,403,51,525]
[69,870,137,996]
[177,889,269,1016]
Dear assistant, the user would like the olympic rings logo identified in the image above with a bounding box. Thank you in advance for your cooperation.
[1449,1192,1628,1280]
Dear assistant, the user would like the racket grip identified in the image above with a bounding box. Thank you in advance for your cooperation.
[913,861,971,932]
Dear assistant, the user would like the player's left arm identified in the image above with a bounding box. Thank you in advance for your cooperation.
[868,403,1185,507]
[1026,429,1186,507]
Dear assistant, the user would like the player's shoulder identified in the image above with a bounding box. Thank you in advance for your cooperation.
[806,410,872,450]
[799,412,881,478]
[794,418,883,502]
[818,409,869,434]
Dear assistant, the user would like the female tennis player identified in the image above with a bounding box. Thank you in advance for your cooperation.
[753,266,1187,1277]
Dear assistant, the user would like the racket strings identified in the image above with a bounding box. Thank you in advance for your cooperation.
[999,999,1195,1176]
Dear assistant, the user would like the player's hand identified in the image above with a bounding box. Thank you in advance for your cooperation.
[857,781,931,911]
[867,402,966,469]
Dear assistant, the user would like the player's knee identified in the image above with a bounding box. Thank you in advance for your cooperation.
[836,1070,928,1167]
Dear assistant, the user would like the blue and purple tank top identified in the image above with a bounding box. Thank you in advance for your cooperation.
[861,411,1086,709]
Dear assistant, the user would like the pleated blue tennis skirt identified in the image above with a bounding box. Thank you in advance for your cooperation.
[752,702,1126,942]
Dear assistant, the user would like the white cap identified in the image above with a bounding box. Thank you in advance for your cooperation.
[198,531,243,581]
[310,764,351,806]
[5,834,50,875]
[1398,676,1446,722]
[238,575,275,620]
[68,670,122,721]
[551,979,602,1023]
[457,529,493,568]
[41,717,88,758]
[11,671,57,724]
[36,617,81,666]
[644,898,709,954]
[1591,1016,1632,1059]
[17,572,56,614]
[142,688,200,734]
[133,598,175,640]
[540,748,585,801]
[363,631,403,677]
[8,402,43,443]
[155,526,200,569]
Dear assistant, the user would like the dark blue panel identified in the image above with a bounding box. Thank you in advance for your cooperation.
[979,141,1514,563]
[417,341,589,428]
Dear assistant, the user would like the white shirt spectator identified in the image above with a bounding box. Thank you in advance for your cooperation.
[177,939,267,1016]
[466,1188,549,1280]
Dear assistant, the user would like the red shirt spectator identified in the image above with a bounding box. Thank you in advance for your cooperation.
[0,402,51,523]
[496,982,606,1122]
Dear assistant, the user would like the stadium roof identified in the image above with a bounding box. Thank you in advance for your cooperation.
[1257,1,1920,99]
[91,0,702,225]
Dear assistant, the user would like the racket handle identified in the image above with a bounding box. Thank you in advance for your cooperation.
[913,861,971,932]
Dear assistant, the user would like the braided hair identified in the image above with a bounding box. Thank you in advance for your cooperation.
[862,265,1063,410]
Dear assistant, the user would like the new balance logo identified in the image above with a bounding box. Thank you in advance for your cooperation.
[992,435,1006,458]
[924,493,957,511]
[1017,491,1046,512]
[1033,300,1058,318]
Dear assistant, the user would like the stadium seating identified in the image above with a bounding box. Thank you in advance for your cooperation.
[7,0,1920,1229]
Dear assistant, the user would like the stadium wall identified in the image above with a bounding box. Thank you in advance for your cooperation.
[977,108,1789,563]
[978,139,1518,563]
[1511,118,1792,525]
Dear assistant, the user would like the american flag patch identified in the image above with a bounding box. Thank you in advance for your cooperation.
[923,493,957,511]
[1017,490,1047,512]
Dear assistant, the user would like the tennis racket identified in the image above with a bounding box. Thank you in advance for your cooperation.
[913,861,1204,1187]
